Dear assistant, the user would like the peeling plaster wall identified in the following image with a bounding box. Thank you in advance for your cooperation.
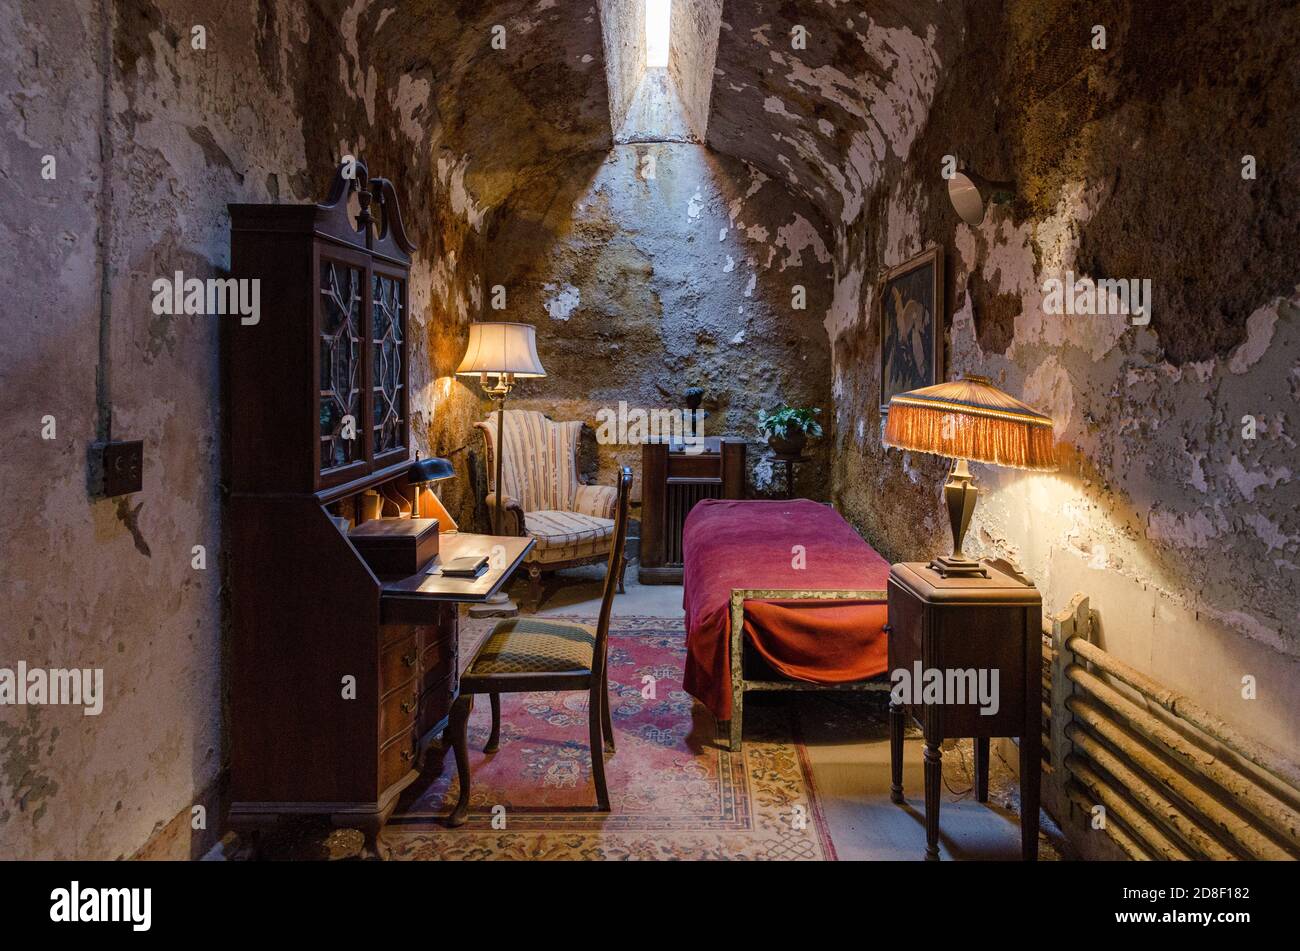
[1,0,616,859]
[707,0,961,244]
[825,1,1300,757]
[599,0,646,134]
[668,0,722,141]
[1,0,318,861]
[483,143,835,499]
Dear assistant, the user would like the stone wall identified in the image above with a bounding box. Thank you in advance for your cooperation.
[482,141,835,499]
[0,0,613,860]
[824,0,1300,756]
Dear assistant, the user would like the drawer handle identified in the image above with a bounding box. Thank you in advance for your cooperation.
[400,699,414,714]
[402,651,417,667]
[400,749,413,762]
[882,624,893,634]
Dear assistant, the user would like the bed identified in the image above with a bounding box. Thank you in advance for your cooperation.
[682,498,891,749]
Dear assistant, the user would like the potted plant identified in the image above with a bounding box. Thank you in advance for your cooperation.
[758,405,823,456]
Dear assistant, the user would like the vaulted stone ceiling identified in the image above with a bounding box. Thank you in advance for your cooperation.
[706,0,964,232]
[367,0,614,213]
[361,0,965,235]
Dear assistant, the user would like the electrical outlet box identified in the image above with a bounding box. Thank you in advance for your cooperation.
[90,440,144,497]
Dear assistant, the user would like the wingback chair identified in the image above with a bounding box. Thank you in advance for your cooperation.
[475,410,627,597]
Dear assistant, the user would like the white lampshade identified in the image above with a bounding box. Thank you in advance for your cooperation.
[455,322,546,378]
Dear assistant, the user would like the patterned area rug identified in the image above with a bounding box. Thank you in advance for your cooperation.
[383,616,837,860]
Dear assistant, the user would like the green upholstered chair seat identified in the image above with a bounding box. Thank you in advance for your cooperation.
[467,617,596,676]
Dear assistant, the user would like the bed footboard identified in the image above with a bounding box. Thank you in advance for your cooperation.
[724,588,890,751]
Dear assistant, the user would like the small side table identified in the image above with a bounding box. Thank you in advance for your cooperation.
[886,561,1043,860]
[770,452,811,500]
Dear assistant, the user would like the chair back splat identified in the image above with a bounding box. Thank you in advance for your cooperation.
[593,467,634,675]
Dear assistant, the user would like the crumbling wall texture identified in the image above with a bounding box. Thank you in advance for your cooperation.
[0,0,613,860]
[599,0,646,134]
[484,142,835,498]
[5,0,1296,863]
[801,0,1299,753]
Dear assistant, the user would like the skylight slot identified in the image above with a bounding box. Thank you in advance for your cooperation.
[646,0,671,68]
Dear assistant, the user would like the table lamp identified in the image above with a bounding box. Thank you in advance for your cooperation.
[883,374,1056,578]
[455,322,546,537]
[408,454,457,530]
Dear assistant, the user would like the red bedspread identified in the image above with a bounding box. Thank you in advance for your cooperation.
[681,499,890,720]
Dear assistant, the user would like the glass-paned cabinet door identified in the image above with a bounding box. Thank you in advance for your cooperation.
[371,271,406,461]
[319,259,363,474]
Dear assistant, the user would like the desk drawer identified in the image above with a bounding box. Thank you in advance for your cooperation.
[378,725,417,791]
[380,632,420,695]
[379,681,420,745]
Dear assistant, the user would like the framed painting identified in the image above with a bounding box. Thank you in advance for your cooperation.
[878,245,943,413]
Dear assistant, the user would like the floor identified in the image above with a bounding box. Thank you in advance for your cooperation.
[210,560,1063,861]
[515,562,1064,861]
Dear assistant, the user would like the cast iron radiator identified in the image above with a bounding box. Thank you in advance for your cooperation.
[1039,596,1300,860]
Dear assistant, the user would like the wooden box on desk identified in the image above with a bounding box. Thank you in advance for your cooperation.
[348,518,439,577]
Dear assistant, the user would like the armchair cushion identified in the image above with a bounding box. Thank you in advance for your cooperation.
[523,510,616,565]
[573,483,618,519]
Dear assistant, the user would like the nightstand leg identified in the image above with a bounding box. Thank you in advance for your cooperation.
[974,737,989,803]
[1019,731,1041,861]
[923,739,941,861]
[889,700,905,804]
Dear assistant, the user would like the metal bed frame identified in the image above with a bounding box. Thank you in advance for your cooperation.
[723,587,891,750]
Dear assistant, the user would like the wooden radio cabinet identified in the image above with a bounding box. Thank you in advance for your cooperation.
[224,160,457,850]
[638,438,746,584]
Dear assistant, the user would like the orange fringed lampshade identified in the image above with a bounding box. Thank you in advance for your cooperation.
[882,376,1057,472]
[883,375,1056,578]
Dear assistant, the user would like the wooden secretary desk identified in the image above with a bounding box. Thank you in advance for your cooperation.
[223,161,521,851]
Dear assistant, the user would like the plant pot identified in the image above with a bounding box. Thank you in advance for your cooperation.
[768,431,807,457]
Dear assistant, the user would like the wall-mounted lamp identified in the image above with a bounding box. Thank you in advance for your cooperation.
[947,166,1017,226]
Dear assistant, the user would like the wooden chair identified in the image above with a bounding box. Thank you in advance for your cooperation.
[445,466,633,825]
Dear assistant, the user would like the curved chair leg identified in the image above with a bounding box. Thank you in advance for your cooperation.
[600,671,615,754]
[484,693,501,753]
[446,694,474,827]
[589,687,611,811]
[617,555,627,594]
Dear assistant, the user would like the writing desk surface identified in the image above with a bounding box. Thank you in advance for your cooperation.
[381,533,534,603]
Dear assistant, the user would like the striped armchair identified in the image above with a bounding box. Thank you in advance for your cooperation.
[475,410,626,596]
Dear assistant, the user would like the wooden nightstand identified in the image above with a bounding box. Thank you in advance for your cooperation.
[887,561,1043,861]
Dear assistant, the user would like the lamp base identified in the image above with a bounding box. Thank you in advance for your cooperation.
[932,458,989,579]
[468,590,518,619]
[927,554,989,579]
